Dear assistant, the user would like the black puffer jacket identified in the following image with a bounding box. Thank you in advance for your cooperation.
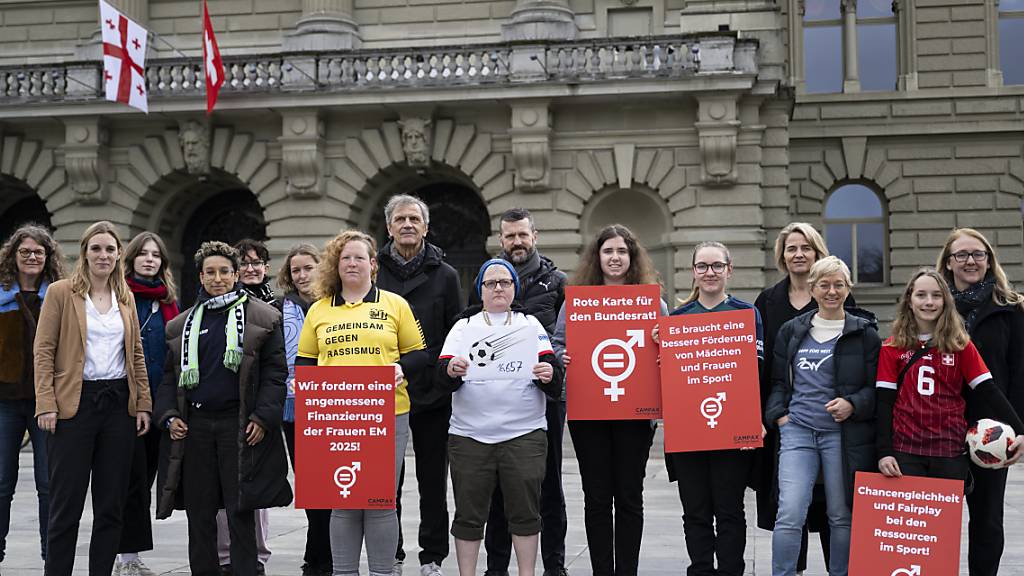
[963,298,1024,424]
[377,241,462,413]
[470,254,566,337]
[155,297,293,518]
[764,308,881,506]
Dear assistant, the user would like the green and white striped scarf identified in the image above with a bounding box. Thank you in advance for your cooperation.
[179,289,248,389]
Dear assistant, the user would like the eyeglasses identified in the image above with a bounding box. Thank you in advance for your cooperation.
[482,279,514,290]
[949,251,988,264]
[694,262,729,275]
[240,260,266,270]
[17,248,46,260]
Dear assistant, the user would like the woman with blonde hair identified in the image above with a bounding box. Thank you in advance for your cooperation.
[754,223,850,572]
[296,230,427,576]
[936,228,1024,575]
[277,242,331,576]
[0,224,64,568]
[876,268,1023,488]
[765,256,879,576]
[34,221,151,576]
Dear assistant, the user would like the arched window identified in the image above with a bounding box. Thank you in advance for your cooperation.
[824,183,886,284]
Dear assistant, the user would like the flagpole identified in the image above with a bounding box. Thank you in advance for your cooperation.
[148,30,191,60]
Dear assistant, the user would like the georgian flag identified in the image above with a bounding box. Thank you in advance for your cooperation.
[202,0,224,114]
[100,0,148,113]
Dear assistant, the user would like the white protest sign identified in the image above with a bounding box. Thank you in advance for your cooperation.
[462,325,537,380]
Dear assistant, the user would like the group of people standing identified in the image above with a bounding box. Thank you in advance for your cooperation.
[0,195,1020,576]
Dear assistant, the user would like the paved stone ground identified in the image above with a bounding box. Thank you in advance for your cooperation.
[3,428,1023,575]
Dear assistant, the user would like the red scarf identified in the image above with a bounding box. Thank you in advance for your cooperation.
[126,277,180,322]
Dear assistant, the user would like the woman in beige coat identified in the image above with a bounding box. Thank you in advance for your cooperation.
[34,221,151,576]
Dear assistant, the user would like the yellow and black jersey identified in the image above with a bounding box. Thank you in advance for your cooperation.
[298,285,426,414]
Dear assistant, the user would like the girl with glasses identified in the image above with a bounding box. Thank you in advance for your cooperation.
[664,241,764,576]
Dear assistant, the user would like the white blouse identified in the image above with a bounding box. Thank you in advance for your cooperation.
[83,295,127,381]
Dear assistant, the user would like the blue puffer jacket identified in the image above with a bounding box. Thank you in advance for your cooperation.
[135,294,168,399]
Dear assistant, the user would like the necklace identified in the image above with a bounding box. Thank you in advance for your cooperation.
[482,311,512,326]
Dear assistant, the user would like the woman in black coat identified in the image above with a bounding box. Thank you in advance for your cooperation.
[938,228,1024,576]
[754,222,855,572]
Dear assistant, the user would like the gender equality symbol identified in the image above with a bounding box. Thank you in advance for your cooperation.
[590,329,645,402]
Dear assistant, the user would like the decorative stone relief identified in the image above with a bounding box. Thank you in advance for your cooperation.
[63,119,109,204]
[178,119,211,175]
[695,96,739,186]
[399,117,432,171]
[509,102,551,192]
[279,111,325,198]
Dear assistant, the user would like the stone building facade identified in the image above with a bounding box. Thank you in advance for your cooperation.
[0,0,1022,320]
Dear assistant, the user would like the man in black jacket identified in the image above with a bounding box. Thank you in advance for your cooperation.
[475,208,568,576]
[377,194,462,576]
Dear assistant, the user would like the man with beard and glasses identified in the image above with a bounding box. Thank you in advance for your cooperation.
[471,208,568,576]
[376,194,462,576]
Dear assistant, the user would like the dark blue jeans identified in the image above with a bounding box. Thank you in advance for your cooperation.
[0,398,48,562]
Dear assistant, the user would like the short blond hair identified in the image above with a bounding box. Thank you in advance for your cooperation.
[774,222,829,273]
[807,255,853,288]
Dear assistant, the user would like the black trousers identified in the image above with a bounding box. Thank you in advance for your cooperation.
[568,419,654,576]
[670,449,751,576]
[118,424,160,553]
[894,451,970,483]
[283,421,333,572]
[183,408,256,576]
[967,464,1009,576]
[396,404,452,566]
[486,399,567,572]
[45,379,136,576]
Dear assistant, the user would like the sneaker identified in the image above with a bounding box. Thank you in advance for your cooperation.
[542,569,568,576]
[393,559,404,576]
[420,562,443,576]
[121,559,157,576]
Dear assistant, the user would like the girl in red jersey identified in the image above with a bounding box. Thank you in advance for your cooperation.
[876,269,1024,482]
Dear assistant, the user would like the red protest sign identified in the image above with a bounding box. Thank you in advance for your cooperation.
[295,366,396,509]
[565,285,661,420]
[850,472,964,576]
[658,308,762,452]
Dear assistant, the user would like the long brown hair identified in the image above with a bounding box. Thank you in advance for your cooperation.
[70,221,132,305]
[0,224,65,290]
[571,224,661,287]
[123,231,178,304]
[315,230,377,299]
[936,227,1024,310]
[889,268,969,353]
[680,241,731,306]
[277,243,321,294]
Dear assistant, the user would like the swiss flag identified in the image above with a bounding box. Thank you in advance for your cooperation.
[100,0,148,113]
[202,0,224,114]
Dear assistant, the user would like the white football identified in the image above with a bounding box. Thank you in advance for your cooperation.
[966,418,1017,469]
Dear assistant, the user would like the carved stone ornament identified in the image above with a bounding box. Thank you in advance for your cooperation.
[63,120,109,205]
[178,119,211,175]
[509,103,551,192]
[399,117,432,171]
[279,112,326,198]
[619,0,639,6]
[695,97,739,186]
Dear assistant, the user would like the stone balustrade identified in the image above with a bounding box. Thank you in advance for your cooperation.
[0,33,755,103]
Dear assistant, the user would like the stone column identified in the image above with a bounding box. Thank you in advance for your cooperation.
[895,0,918,90]
[986,0,1003,86]
[841,0,860,92]
[502,0,577,40]
[284,0,361,51]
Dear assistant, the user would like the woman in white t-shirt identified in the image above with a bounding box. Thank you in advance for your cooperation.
[437,258,564,576]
